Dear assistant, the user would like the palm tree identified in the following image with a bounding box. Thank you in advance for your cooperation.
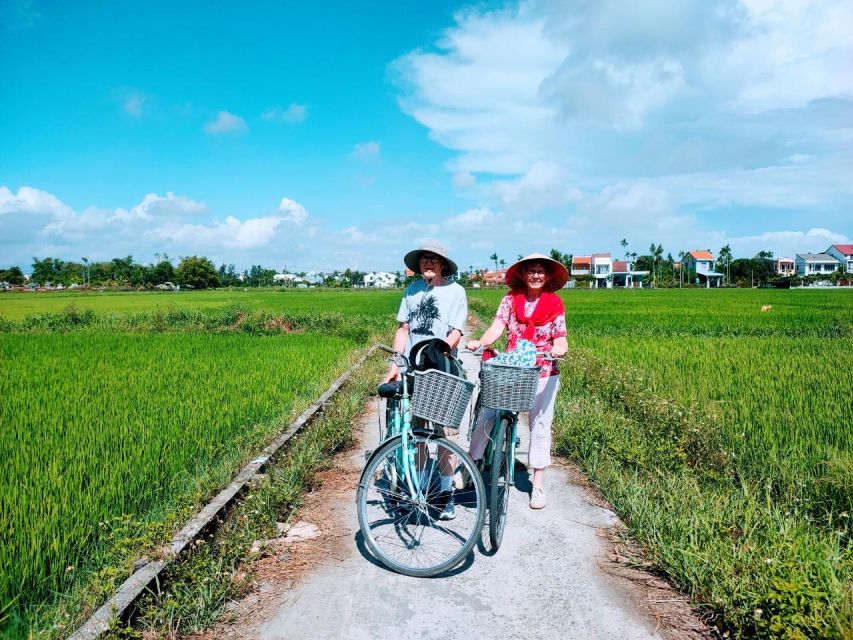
[620,238,628,260]
[718,244,733,284]
[655,244,664,285]
[499,258,506,271]
[489,253,499,272]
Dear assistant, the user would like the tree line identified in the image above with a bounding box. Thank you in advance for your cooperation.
[1,256,396,290]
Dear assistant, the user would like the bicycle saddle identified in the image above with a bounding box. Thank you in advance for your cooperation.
[377,381,403,398]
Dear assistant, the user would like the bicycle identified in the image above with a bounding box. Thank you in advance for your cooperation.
[356,344,487,577]
[469,350,560,550]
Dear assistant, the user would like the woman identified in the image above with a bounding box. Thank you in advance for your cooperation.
[466,253,568,509]
[382,241,467,519]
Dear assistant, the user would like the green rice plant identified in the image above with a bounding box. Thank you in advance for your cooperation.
[0,289,401,321]
[0,330,363,635]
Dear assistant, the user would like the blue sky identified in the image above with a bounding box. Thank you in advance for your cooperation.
[1,0,851,273]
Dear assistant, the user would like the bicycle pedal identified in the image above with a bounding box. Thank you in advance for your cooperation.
[364,449,373,461]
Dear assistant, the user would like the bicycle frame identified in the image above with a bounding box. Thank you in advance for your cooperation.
[479,408,519,485]
[378,346,427,503]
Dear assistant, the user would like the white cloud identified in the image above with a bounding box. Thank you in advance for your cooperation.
[262,103,308,123]
[352,141,381,159]
[204,111,248,134]
[121,91,147,118]
[277,197,308,225]
[452,171,476,189]
[725,227,850,258]
[391,0,852,261]
[444,207,498,230]
[0,185,73,217]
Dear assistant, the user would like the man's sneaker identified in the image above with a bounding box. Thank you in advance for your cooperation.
[529,487,546,509]
[433,491,456,520]
[439,498,456,520]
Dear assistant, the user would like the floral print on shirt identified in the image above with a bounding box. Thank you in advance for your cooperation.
[495,294,567,378]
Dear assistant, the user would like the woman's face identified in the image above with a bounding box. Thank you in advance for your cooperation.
[419,252,444,281]
[524,262,549,292]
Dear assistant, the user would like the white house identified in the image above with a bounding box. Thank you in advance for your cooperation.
[274,273,306,285]
[795,253,839,276]
[611,260,649,288]
[770,257,795,276]
[363,271,397,288]
[591,252,612,288]
[825,244,853,273]
[683,250,723,287]
[570,256,591,276]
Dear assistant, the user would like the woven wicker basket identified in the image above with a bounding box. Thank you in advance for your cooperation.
[480,361,540,412]
[411,369,475,428]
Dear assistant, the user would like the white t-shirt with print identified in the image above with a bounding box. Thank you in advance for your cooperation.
[396,279,467,354]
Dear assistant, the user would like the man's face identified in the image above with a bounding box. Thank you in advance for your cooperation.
[419,252,443,280]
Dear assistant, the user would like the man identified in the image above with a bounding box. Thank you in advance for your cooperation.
[382,241,467,519]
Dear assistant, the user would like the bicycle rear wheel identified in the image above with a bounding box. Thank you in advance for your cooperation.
[488,415,512,550]
[356,434,486,577]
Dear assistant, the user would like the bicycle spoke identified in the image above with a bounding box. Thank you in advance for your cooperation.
[357,436,486,576]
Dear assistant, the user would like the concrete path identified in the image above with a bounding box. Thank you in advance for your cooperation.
[240,345,665,640]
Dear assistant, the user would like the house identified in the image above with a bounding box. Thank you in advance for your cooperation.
[570,256,591,277]
[825,244,853,274]
[591,253,612,288]
[611,261,649,288]
[303,271,325,285]
[363,271,397,288]
[683,250,723,288]
[795,253,839,276]
[471,270,507,287]
[274,273,306,285]
[771,257,795,276]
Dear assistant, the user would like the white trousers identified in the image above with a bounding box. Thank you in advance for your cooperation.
[469,374,561,470]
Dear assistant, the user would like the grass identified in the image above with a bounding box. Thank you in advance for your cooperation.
[0,296,394,639]
[480,288,853,638]
[0,288,401,321]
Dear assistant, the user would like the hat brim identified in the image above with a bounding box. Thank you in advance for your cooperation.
[505,253,569,292]
[403,248,459,277]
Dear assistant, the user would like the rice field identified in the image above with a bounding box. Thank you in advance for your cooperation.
[0,291,395,636]
[0,288,401,321]
[488,287,852,638]
[3,287,851,638]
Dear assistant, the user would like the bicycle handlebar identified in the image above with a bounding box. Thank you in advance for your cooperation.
[462,347,564,362]
[377,343,410,367]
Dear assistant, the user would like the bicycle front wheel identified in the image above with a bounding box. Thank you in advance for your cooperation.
[356,434,486,577]
[489,415,512,550]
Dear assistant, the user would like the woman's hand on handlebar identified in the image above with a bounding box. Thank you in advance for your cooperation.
[550,344,567,358]
[465,339,483,351]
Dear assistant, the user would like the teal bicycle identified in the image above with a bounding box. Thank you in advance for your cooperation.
[471,350,559,550]
[356,345,487,577]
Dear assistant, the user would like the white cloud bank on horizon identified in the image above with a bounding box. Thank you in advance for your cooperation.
[392,0,853,255]
[1,185,849,273]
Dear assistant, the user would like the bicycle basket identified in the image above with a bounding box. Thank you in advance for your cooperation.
[480,361,540,412]
[411,369,475,428]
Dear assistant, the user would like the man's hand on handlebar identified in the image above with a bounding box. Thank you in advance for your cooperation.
[381,362,399,384]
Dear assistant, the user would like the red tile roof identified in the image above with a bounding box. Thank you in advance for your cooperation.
[612,260,629,272]
[832,244,853,254]
[572,256,591,265]
[689,250,714,260]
